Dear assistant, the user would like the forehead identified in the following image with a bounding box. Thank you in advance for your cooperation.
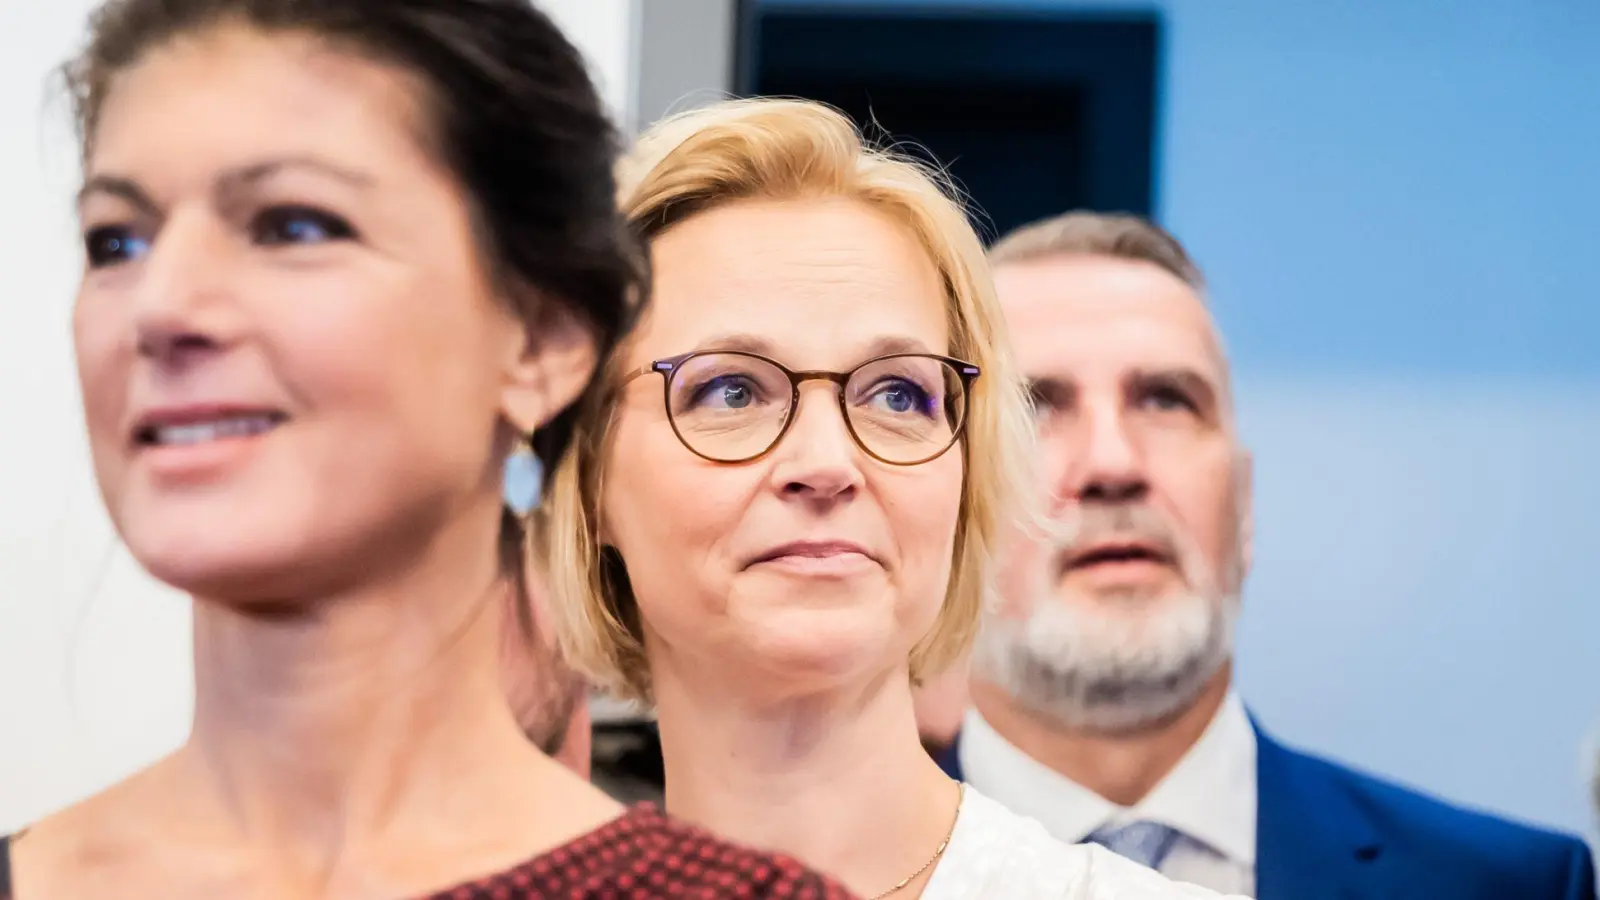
[631,197,949,366]
[994,254,1225,387]
[90,25,430,184]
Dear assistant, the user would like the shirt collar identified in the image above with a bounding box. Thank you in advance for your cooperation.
[959,704,1115,841]
[959,691,1257,866]
[1134,691,1257,865]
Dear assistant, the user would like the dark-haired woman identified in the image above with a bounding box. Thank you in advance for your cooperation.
[0,2,852,897]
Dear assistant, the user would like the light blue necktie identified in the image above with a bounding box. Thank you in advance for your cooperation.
[1083,821,1183,870]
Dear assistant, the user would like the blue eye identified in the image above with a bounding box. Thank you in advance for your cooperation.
[692,375,760,410]
[84,226,151,268]
[253,206,356,246]
[869,379,934,417]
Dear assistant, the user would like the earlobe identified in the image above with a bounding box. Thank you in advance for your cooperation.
[502,290,600,434]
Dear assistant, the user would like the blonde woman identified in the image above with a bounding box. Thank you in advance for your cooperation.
[543,98,1237,898]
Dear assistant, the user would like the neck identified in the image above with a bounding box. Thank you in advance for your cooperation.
[178,503,538,878]
[971,665,1232,807]
[655,661,959,898]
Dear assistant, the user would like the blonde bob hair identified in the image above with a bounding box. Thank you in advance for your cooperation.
[542,97,1035,702]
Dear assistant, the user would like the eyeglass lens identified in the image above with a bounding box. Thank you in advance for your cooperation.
[665,353,966,463]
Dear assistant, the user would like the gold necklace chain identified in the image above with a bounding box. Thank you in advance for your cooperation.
[866,781,966,900]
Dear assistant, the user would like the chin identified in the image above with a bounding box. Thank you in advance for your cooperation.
[1053,585,1207,640]
[135,543,322,607]
[1060,573,1186,605]
[736,599,903,694]
[1071,593,1182,629]
[118,506,334,605]
[972,585,1237,733]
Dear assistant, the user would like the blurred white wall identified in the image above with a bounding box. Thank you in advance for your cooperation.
[540,0,639,130]
[0,0,658,832]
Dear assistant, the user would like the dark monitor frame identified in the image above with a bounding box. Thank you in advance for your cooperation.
[732,2,1162,220]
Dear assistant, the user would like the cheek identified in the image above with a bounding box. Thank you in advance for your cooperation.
[73,299,126,436]
[1203,459,1243,538]
[1161,454,1240,563]
[73,290,141,503]
[884,457,965,580]
[996,527,1053,616]
[285,272,504,476]
[601,412,750,607]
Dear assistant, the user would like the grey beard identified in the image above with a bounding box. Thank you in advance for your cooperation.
[971,589,1238,735]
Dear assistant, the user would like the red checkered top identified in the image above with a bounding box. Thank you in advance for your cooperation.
[0,808,856,900]
[418,805,857,900]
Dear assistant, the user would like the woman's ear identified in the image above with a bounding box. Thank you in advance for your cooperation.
[501,290,599,434]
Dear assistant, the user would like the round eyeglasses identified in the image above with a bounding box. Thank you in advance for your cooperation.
[622,350,981,466]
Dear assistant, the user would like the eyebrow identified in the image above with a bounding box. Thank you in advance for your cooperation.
[689,332,936,362]
[218,157,374,193]
[1026,375,1076,404]
[77,156,374,215]
[1027,366,1223,406]
[690,332,774,356]
[1130,366,1222,411]
[77,176,160,218]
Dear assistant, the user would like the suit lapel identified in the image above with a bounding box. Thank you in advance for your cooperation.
[934,733,965,781]
[1255,723,1387,900]
[947,720,1394,898]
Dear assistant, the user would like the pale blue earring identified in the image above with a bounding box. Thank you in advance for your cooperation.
[503,439,544,516]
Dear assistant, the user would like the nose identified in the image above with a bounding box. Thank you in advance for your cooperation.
[1051,395,1149,511]
[766,383,863,509]
[129,212,240,369]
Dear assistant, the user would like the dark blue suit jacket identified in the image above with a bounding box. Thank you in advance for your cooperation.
[935,723,1597,900]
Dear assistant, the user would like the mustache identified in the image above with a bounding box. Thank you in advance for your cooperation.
[1050,503,1182,570]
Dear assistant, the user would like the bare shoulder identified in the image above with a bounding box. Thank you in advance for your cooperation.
[451,748,628,856]
[9,762,189,899]
[529,755,628,832]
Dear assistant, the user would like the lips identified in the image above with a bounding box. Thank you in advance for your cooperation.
[1062,541,1173,572]
[132,407,289,448]
[747,540,876,568]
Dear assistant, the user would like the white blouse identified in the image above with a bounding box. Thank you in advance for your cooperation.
[921,786,1246,899]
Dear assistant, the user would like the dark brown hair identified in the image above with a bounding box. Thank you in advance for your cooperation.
[64,0,648,618]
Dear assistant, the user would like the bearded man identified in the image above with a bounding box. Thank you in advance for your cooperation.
[934,211,1595,900]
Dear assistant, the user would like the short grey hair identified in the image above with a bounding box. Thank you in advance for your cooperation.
[989,211,1204,292]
